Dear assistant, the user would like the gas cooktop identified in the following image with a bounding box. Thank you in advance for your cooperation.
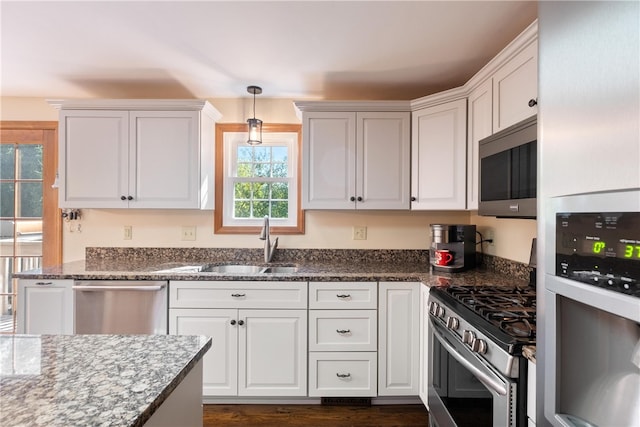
[430,285,537,353]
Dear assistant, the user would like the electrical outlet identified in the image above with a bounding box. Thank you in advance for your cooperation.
[181,226,196,241]
[353,226,367,240]
[484,229,494,245]
[123,226,132,240]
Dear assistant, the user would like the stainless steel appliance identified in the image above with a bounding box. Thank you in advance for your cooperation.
[74,281,168,334]
[428,285,536,427]
[544,190,640,427]
[478,115,536,218]
[430,224,476,272]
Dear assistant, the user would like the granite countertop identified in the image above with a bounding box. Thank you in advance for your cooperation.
[0,334,212,427]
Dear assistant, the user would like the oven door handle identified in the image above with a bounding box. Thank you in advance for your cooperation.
[431,321,509,396]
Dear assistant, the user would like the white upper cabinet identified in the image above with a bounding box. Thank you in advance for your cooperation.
[50,99,221,209]
[411,99,467,210]
[296,102,411,210]
[466,80,493,210]
[492,39,538,132]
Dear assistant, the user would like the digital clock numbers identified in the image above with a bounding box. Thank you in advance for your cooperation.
[588,241,640,259]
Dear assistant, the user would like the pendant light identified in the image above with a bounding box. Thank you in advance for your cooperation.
[246,85,263,145]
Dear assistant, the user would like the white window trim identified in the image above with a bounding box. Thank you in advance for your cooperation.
[222,131,298,228]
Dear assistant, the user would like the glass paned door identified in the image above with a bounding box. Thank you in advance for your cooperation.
[1,129,51,333]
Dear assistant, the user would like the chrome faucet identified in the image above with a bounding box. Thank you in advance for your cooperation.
[259,216,278,263]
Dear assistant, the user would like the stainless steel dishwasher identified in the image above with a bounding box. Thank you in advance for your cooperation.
[73,281,168,334]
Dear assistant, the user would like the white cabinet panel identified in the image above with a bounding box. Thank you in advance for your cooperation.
[301,108,410,210]
[309,352,377,397]
[418,283,430,407]
[16,280,74,335]
[467,80,493,210]
[378,282,419,396]
[309,309,377,352]
[411,99,467,210]
[493,40,538,132]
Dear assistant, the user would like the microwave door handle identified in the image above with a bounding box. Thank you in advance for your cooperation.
[431,321,509,396]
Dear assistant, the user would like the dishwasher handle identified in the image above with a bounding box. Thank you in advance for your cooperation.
[73,284,166,291]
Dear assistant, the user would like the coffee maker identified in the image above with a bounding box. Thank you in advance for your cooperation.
[429,224,476,272]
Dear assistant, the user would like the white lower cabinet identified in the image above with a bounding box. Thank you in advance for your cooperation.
[418,283,430,407]
[308,282,378,397]
[17,279,74,334]
[378,282,420,396]
[169,281,308,397]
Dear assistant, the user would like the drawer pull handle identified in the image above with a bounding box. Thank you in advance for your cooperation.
[35,282,53,286]
[336,373,351,379]
[336,329,351,334]
[336,294,351,299]
[231,293,246,298]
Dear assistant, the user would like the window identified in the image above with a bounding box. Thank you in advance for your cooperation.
[214,123,304,234]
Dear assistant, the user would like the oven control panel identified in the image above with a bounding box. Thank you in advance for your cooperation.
[556,211,640,297]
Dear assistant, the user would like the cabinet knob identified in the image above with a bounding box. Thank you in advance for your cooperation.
[230,319,237,325]
[121,196,127,201]
[411,196,416,202]
[127,196,133,201]
[356,196,363,202]
[238,320,245,326]
[528,98,537,107]
[350,196,356,202]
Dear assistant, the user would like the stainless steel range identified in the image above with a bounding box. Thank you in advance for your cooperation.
[427,285,536,427]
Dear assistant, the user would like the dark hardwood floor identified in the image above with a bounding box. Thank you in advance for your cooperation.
[203,404,430,427]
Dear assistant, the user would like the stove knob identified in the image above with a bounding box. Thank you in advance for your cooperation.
[429,302,438,315]
[446,317,460,331]
[436,306,446,318]
[471,338,488,354]
[462,330,476,344]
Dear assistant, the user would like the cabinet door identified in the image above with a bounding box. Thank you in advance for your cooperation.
[169,308,238,396]
[59,110,130,208]
[302,112,356,209]
[467,80,493,211]
[418,283,430,407]
[357,112,411,210]
[378,282,419,396]
[238,309,307,396]
[411,99,467,210]
[130,111,200,208]
[16,280,74,334]
[493,40,538,132]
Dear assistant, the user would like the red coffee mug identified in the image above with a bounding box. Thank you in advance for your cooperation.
[435,249,454,266]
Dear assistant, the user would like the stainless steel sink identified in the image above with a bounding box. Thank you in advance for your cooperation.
[261,266,298,274]
[201,264,265,274]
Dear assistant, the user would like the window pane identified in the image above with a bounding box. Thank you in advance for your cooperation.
[234,201,251,218]
[234,182,251,199]
[18,182,42,217]
[253,201,269,218]
[272,162,288,178]
[272,182,289,199]
[271,201,288,218]
[254,163,270,178]
[272,146,288,162]
[0,145,15,180]
[18,145,43,179]
[237,163,252,178]
[254,147,270,162]
[0,222,14,256]
[237,146,253,162]
[252,182,269,200]
[0,183,15,217]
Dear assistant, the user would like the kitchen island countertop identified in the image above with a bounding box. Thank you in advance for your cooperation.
[0,334,211,427]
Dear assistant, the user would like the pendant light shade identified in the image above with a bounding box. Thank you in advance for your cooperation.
[246,85,263,145]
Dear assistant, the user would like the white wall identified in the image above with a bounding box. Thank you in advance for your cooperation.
[2,97,537,264]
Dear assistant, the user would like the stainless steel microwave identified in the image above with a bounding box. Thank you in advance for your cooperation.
[478,115,537,218]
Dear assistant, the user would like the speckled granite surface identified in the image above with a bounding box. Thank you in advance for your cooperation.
[0,334,211,427]
[14,248,532,287]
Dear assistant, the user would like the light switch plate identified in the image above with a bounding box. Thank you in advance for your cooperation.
[181,226,196,241]
[353,226,367,240]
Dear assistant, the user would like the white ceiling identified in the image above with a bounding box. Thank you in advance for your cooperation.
[0,1,537,100]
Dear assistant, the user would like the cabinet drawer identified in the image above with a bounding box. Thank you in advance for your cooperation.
[169,281,307,309]
[309,310,377,352]
[309,352,377,397]
[309,282,377,309]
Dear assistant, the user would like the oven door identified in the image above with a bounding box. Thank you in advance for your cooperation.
[428,318,518,427]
